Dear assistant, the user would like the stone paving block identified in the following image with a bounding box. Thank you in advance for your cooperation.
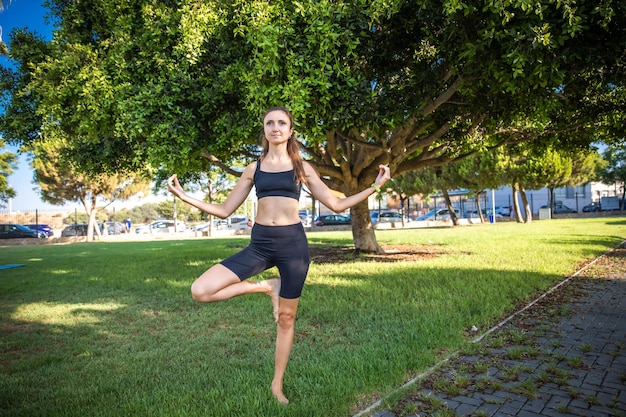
[454,402,479,415]
[474,402,500,416]
[589,404,622,417]
[544,394,571,409]
[516,411,546,417]
[603,380,625,392]
[492,390,529,404]
[372,411,396,417]
[496,399,525,415]
[597,389,620,404]
[567,397,590,410]
[522,398,546,413]
[583,371,607,387]
[451,394,482,406]
[441,398,461,409]
[540,405,580,417]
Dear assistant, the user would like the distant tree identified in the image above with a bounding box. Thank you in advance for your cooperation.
[497,143,607,222]
[599,143,626,209]
[0,138,17,207]
[31,138,150,241]
[156,199,192,223]
[438,152,502,223]
[127,203,160,225]
[155,164,241,234]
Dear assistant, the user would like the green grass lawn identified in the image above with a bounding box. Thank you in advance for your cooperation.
[1,217,624,417]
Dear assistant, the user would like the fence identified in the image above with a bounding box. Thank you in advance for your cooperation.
[0,209,79,233]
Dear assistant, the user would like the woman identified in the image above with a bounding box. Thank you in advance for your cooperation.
[167,106,390,404]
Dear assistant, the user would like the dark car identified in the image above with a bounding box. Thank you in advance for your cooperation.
[25,224,54,237]
[0,224,45,239]
[539,204,577,214]
[61,224,90,237]
[582,202,601,212]
[314,214,351,226]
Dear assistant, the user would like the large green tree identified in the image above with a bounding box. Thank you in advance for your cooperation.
[2,0,624,251]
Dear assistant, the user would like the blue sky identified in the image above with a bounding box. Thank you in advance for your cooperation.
[1,0,69,211]
[1,1,170,211]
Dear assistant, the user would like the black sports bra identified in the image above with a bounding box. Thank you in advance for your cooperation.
[254,160,301,200]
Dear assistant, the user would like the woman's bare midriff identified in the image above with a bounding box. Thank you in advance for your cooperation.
[254,197,301,226]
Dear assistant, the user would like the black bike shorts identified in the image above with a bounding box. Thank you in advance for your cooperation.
[220,222,310,299]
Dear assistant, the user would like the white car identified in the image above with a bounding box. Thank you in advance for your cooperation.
[135,220,186,234]
[228,216,253,230]
[416,209,459,221]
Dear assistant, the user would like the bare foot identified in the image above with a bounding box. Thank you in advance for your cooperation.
[271,380,289,404]
[267,278,281,322]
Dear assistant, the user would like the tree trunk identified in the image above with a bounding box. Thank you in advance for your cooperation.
[86,206,100,242]
[519,187,532,223]
[511,182,524,223]
[351,200,384,254]
[548,187,555,210]
[442,189,460,225]
[476,197,486,223]
[81,195,100,242]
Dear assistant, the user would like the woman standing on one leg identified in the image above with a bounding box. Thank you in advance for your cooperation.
[167,106,390,404]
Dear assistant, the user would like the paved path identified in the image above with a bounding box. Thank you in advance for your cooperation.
[362,246,626,417]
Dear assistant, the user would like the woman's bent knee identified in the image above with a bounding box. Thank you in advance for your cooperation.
[190,265,240,303]
[191,280,218,302]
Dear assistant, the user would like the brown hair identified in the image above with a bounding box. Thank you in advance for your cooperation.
[260,106,307,185]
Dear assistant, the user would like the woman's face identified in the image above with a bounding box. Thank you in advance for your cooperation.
[264,110,293,145]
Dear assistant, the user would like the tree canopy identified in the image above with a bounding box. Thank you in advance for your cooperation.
[1,0,624,251]
[0,138,17,207]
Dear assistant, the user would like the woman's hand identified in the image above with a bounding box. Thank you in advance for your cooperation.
[167,174,186,199]
[374,165,391,188]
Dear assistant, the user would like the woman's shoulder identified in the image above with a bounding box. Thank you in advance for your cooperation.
[240,161,258,180]
[302,160,318,175]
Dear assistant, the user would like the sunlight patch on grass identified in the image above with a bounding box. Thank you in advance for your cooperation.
[49,268,75,275]
[186,260,208,267]
[12,302,125,326]
[308,274,370,289]
[163,279,190,289]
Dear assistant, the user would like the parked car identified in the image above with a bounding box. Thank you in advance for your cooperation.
[101,221,127,235]
[61,224,90,237]
[464,209,503,219]
[314,214,351,226]
[25,223,54,237]
[416,209,459,221]
[494,206,511,216]
[0,224,45,239]
[134,220,187,234]
[370,211,405,225]
[582,201,601,212]
[539,204,577,214]
[298,210,312,226]
[228,216,253,230]
[192,222,211,231]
